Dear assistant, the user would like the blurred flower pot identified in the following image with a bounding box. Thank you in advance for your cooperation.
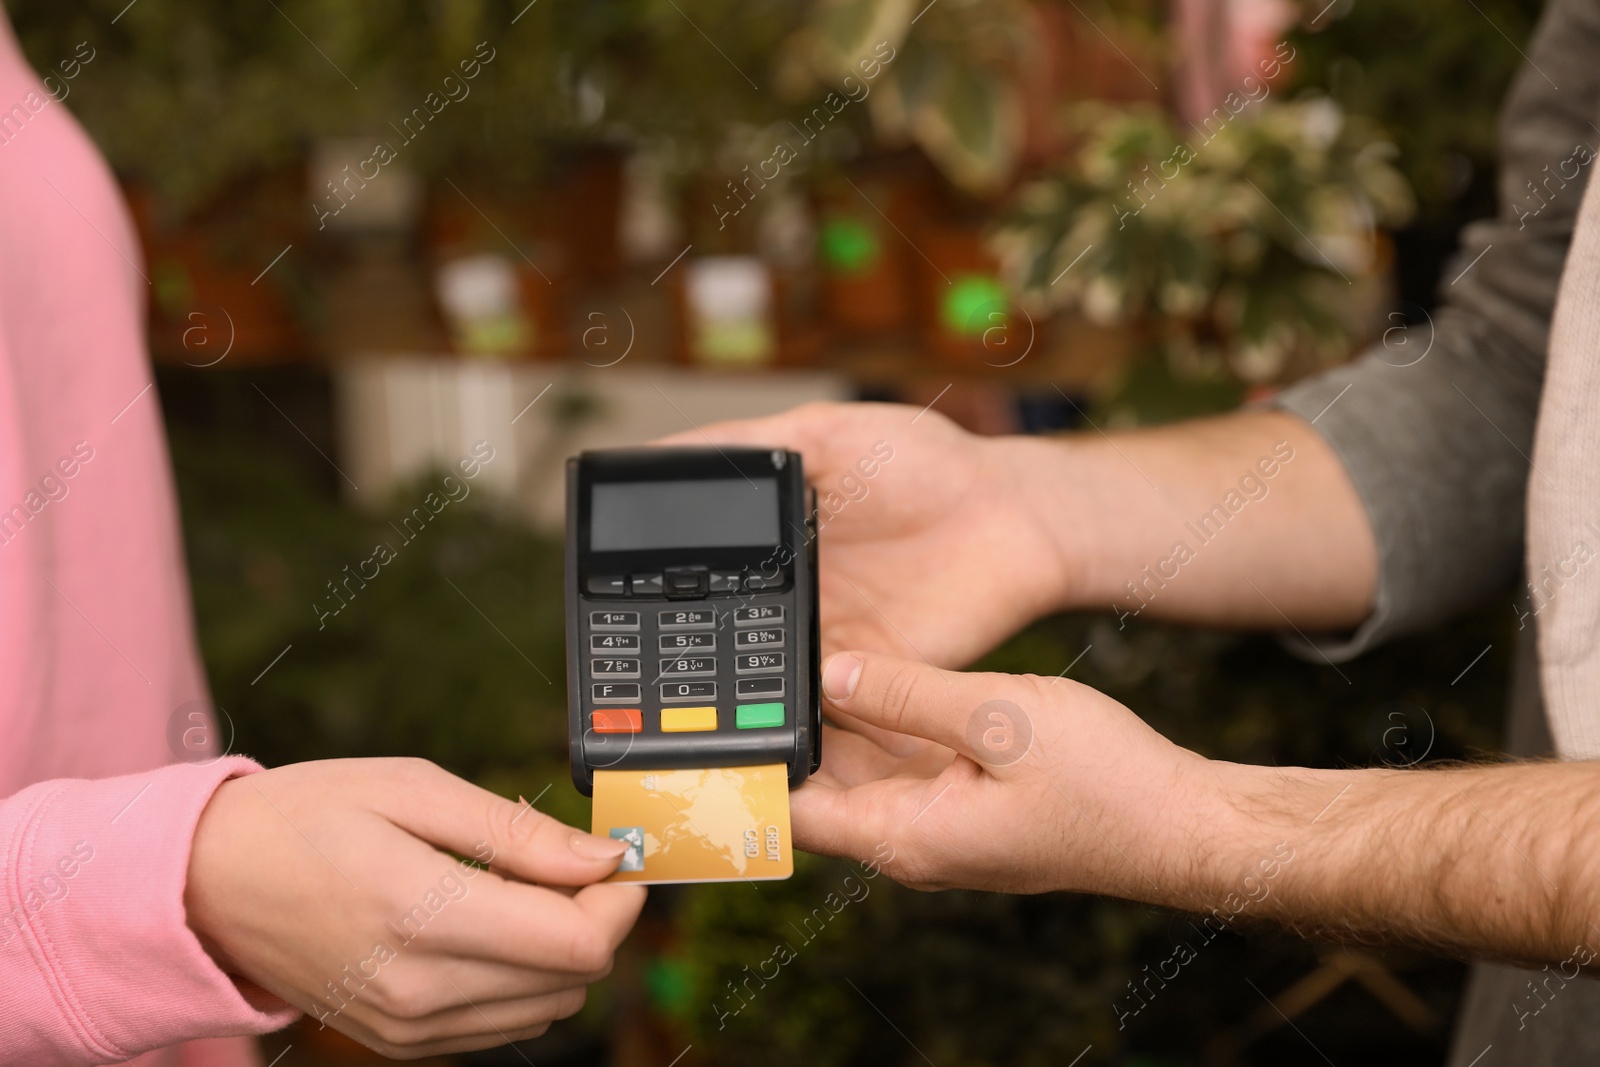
[146,232,305,367]
[672,254,779,369]
[538,145,625,288]
[426,179,573,360]
[811,154,939,340]
[516,262,573,360]
[431,250,571,360]
[125,181,307,367]
[915,221,1020,369]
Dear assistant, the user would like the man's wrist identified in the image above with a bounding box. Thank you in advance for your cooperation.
[1144,758,1364,919]
[995,433,1116,616]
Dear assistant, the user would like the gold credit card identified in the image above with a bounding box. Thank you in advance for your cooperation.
[591,764,794,884]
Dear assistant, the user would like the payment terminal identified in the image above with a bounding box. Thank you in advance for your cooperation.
[564,447,820,795]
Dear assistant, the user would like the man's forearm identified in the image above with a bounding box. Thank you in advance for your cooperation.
[1166,759,1600,971]
[1018,409,1378,633]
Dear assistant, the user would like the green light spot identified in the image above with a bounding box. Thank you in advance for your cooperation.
[819,217,879,274]
[644,956,695,1017]
[942,275,1008,338]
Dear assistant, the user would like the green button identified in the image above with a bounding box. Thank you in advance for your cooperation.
[735,702,785,729]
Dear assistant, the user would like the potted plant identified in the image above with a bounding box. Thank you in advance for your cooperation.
[996,98,1414,385]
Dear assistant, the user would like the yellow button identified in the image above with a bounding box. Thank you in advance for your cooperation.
[660,706,718,732]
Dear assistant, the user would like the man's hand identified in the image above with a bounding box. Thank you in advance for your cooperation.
[666,402,1074,668]
[682,401,1377,649]
[800,651,1600,971]
[185,758,645,1060]
[795,649,1209,896]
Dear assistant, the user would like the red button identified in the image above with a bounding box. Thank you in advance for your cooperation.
[591,708,642,734]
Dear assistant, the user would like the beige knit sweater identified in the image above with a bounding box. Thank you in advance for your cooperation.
[1530,173,1600,758]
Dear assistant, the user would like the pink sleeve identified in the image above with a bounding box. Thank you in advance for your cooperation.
[0,757,300,1063]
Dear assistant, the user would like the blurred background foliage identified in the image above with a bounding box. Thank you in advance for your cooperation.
[7,0,1546,387]
[1290,0,1544,221]
[1001,100,1416,383]
[1287,0,1546,317]
[8,0,803,206]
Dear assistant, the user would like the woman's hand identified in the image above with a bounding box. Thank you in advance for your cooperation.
[793,651,1217,899]
[185,758,645,1060]
[668,402,1077,670]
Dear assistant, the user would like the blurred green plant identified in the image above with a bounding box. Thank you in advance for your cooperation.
[997,98,1414,384]
[776,0,1036,194]
[5,0,806,211]
[5,0,1068,214]
[1289,0,1544,222]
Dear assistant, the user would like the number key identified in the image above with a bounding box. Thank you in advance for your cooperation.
[734,628,784,650]
[591,658,640,678]
[735,652,785,674]
[658,609,717,630]
[658,632,716,652]
[590,633,641,653]
[659,657,716,677]
[661,681,717,703]
[733,605,784,626]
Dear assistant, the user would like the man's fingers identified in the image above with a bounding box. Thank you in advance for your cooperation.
[818,724,908,787]
[821,650,1022,762]
[376,760,628,886]
[653,402,836,452]
[827,703,949,758]
[789,778,905,861]
[653,401,907,481]
[820,722,956,787]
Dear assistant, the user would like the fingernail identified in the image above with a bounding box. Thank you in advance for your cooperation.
[569,830,629,861]
[823,653,862,701]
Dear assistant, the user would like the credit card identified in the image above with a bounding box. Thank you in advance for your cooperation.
[591,763,794,884]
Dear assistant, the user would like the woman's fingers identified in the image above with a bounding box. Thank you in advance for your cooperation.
[418,869,646,973]
[362,952,613,1020]
[338,985,591,1058]
[371,759,630,887]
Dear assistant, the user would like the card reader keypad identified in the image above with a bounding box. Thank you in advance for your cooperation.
[584,598,789,734]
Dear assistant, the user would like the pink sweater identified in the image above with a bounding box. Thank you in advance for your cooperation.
[0,14,299,1065]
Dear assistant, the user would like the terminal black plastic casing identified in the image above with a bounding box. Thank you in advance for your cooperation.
[564,447,820,795]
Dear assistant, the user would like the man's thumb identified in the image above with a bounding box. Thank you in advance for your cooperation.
[821,652,1035,767]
